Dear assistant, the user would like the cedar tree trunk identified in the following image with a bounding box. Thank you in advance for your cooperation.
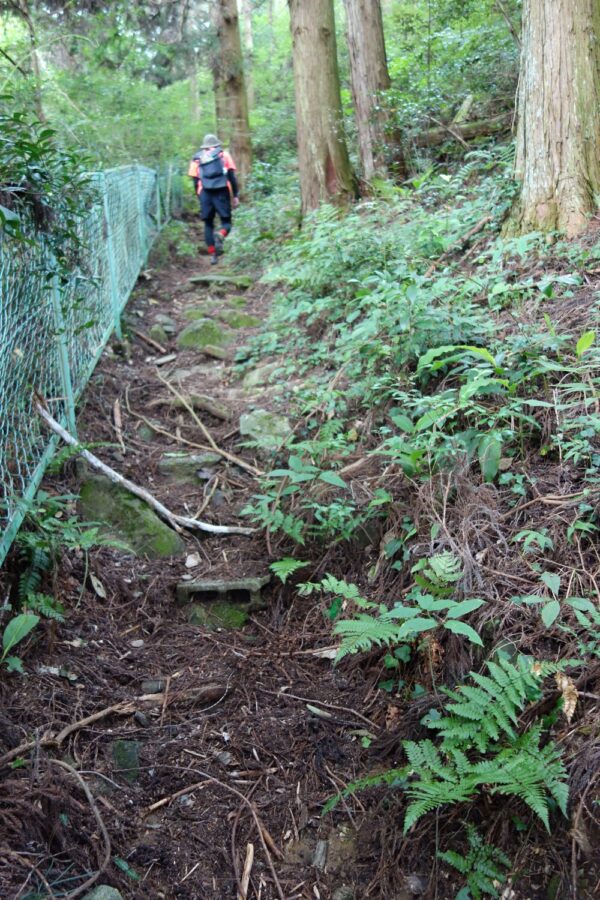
[511,0,600,235]
[216,0,253,188]
[288,0,357,213]
[343,0,406,182]
[239,0,255,109]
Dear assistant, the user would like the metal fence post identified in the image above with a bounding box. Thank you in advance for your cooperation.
[101,173,123,340]
[155,172,162,232]
[50,270,77,436]
[135,165,147,262]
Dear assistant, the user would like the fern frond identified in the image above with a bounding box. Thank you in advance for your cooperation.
[333,614,400,659]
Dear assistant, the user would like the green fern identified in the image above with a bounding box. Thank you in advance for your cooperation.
[333,613,404,658]
[413,551,462,597]
[439,825,511,899]
[430,656,564,752]
[269,557,309,584]
[400,657,571,833]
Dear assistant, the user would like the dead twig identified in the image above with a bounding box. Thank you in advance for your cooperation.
[239,843,254,900]
[35,399,254,536]
[155,369,263,477]
[112,398,125,453]
[133,327,167,354]
[265,689,379,730]
[425,215,494,277]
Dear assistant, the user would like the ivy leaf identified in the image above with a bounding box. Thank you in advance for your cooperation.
[443,620,483,645]
[541,600,561,628]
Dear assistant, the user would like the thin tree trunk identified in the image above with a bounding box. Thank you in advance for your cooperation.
[239,0,255,110]
[216,0,252,189]
[343,0,406,183]
[510,0,600,236]
[188,52,201,123]
[288,0,357,214]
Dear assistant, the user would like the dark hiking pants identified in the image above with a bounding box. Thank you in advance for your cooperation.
[199,188,232,248]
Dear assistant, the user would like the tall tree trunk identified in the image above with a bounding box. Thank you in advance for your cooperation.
[216,0,252,189]
[343,0,406,183]
[510,0,600,236]
[239,0,255,109]
[288,0,357,214]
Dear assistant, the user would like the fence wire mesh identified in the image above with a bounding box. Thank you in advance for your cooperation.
[0,163,183,566]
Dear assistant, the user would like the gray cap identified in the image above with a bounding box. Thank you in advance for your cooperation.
[201,133,221,148]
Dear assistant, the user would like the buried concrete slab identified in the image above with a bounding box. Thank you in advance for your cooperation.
[79,475,185,558]
[177,575,270,606]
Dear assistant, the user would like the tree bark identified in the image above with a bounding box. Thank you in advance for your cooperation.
[510,0,600,236]
[216,0,252,189]
[343,0,406,183]
[288,0,357,214]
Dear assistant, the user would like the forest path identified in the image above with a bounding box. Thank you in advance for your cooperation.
[2,226,380,900]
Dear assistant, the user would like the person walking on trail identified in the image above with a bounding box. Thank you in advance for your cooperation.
[188,134,240,266]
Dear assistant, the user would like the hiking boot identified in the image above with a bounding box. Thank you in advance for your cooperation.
[210,252,218,266]
[214,233,224,256]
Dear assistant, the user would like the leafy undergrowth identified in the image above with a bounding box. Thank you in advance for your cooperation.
[231,146,600,896]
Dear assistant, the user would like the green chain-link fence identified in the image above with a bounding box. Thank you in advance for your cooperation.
[0,163,183,567]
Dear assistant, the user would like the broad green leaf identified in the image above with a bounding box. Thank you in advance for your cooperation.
[576,331,595,357]
[5,656,24,673]
[443,619,483,646]
[447,598,486,619]
[2,614,40,656]
[540,572,561,596]
[319,470,348,489]
[397,617,437,639]
[478,432,502,482]
[541,600,561,628]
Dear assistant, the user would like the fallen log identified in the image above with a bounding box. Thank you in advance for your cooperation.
[412,112,512,148]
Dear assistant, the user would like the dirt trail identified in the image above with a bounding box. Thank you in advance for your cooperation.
[0,229,385,900]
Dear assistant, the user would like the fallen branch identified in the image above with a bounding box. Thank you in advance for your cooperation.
[155,370,262,476]
[0,700,136,769]
[133,327,167,354]
[113,398,125,453]
[425,215,494,277]
[412,112,512,147]
[35,400,254,536]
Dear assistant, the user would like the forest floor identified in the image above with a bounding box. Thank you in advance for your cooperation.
[0,224,405,900]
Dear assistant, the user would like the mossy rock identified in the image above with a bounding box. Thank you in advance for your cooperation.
[111,739,141,783]
[79,476,185,558]
[239,408,292,449]
[202,344,229,359]
[149,324,168,344]
[158,451,221,480]
[242,363,278,390]
[177,318,232,349]
[227,296,247,309]
[219,310,261,329]
[187,601,249,629]
[189,273,252,289]
[182,304,215,320]
[83,888,124,900]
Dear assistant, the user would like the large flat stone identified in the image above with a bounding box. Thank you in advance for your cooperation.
[158,452,221,481]
[79,475,185,558]
[177,575,270,607]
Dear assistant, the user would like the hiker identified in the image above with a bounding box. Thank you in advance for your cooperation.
[188,134,240,265]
